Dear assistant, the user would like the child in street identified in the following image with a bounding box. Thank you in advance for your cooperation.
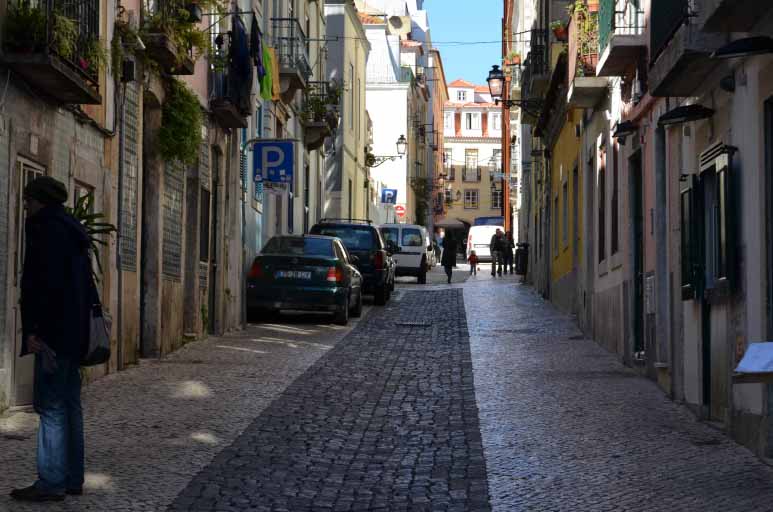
[468,250,479,275]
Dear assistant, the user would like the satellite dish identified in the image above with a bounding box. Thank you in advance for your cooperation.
[387,16,411,36]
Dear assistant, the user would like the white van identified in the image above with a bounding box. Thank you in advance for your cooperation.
[466,225,503,262]
[379,224,432,284]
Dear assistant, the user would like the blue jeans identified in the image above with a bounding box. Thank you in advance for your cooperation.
[33,355,84,494]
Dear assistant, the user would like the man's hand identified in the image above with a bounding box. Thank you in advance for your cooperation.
[26,334,44,354]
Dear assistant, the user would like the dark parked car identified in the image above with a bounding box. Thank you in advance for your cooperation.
[246,235,363,325]
[309,219,397,305]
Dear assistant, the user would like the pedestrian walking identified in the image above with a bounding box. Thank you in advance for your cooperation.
[503,231,515,275]
[468,250,479,275]
[11,176,95,503]
[441,234,457,284]
[489,228,505,277]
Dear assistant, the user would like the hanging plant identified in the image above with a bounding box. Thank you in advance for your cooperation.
[51,13,79,60]
[158,78,203,165]
[65,192,117,282]
[3,1,46,52]
[80,37,109,73]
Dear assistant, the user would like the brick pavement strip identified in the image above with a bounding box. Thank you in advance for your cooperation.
[465,278,773,512]
[167,289,492,512]
[0,315,359,512]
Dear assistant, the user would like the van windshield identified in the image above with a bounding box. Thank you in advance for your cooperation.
[380,227,399,245]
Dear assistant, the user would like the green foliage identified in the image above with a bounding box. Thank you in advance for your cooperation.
[550,20,564,30]
[158,79,203,165]
[64,192,117,282]
[410,177,430,228]
[51,13,78,59]
[3,2,46,52]
[82,37,109,73]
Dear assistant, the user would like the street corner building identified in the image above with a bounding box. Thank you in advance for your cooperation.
[512,0,773,458]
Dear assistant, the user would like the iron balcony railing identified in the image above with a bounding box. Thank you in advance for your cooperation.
[650,0,688,62]
[528,29,549,78]
[599,0,645,54]
[463,166,482,182]
[40,0,100,85]
[569,4,599,79]
[271,17,312,79]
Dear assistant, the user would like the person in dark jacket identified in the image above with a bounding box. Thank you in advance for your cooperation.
[11,176,93,502]
[503,230,515,275]
[489,228,505,277]
[441,234,457,284]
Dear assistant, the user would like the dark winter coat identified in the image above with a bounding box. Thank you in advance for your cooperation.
[490,233,505,253]
[441,237,457,267]
[21,205,94,360]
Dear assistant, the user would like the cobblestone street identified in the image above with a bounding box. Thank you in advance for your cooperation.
[4,270,773,510]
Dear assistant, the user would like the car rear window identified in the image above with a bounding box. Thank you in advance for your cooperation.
[380,227,399,245]
[262,237,334,256]
[401,228,423,247]
[314,226,376,251]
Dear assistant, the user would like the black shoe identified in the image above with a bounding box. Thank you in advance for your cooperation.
[66,488,83,496]
[10,485,65,502]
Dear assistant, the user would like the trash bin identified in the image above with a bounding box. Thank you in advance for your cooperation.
[515,242,529,275]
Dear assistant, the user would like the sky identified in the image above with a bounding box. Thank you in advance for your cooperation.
[423,0,502,86]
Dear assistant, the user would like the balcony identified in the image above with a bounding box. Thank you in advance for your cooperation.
[596,0,646,77]
[649,0,725,97]
[272,18,312,103]
[462,166,481,182]
[1,0,101,104]
[210,62,247,129]
[703,0,773,32]
[527,29,550,95]
[567,4,607,108]
[301,81,340,151]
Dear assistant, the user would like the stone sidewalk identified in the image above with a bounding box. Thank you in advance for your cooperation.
[0,311,366,512]
[464,276,773,511]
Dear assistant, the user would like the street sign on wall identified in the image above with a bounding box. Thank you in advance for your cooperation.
[252,140,295,190]
[381,188,397,204]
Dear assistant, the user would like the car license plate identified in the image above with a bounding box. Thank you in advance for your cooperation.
[275,270,311,279]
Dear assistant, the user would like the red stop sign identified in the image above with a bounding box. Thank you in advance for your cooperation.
[395,205,406,217]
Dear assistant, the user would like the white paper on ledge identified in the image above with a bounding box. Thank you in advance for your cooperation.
[735,342,773,374]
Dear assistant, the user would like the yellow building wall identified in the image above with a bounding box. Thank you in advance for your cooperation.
[550,109,582,282]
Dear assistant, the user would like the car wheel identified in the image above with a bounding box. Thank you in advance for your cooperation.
[374,286,388,306]
[351,290,363,318]
[335,297,349,325]
[418,261,427,284]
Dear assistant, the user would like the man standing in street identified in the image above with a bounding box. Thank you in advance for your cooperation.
[441,233,457,284]
[11,176,93,502]
[490,228,505,277]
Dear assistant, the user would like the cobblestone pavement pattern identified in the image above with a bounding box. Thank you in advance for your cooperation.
[0,312,364,512]
[167,289,491,512]
[465,276,773,511]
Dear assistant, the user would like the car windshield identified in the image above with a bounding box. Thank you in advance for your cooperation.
[401,228,423,247]
[380,228,399,245]
[314,227,376,251]
[262,237,334,257]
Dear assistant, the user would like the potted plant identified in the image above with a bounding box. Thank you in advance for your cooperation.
[51,13,79,60]
[80,37,109,73]
[587,0,599,13]
[3,1,46,53]
[550,20,567,41]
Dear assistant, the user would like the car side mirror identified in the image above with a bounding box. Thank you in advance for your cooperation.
[350,255,360,264]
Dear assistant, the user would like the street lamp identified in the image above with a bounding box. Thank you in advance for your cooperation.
[486,64,543,117]
[367,135,409,168]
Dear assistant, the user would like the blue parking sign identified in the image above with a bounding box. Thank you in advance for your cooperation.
[381,188,397,204]
[252,140,295,184]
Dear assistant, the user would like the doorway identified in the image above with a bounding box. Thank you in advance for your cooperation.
[629,150,644,357]
[208,149,220,335]
[11,157,45,405]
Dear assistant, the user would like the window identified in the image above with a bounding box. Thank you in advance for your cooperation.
[120,83,140,271]
[444,112,453,129]
[464,189,479,209]
[562,182,568,248]
[492,113,501,131]
[263,236,335,257]
[611,142,619,254]
[313,226,376,251]
[444,188,453,205]
[163,160,185,280]
[380,227,399,244]
[554,195,559,258]
[464,149,479,181]
[200,187,210,262]
[491,188,503,209]
[457,90,467,102]
[680,182,694,294]
[349,63,354,129]
[465,113,481,130]
[598,149,606,263]
[401,228,423,247]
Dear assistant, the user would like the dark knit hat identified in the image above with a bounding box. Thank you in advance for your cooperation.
[24,176,69,205]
